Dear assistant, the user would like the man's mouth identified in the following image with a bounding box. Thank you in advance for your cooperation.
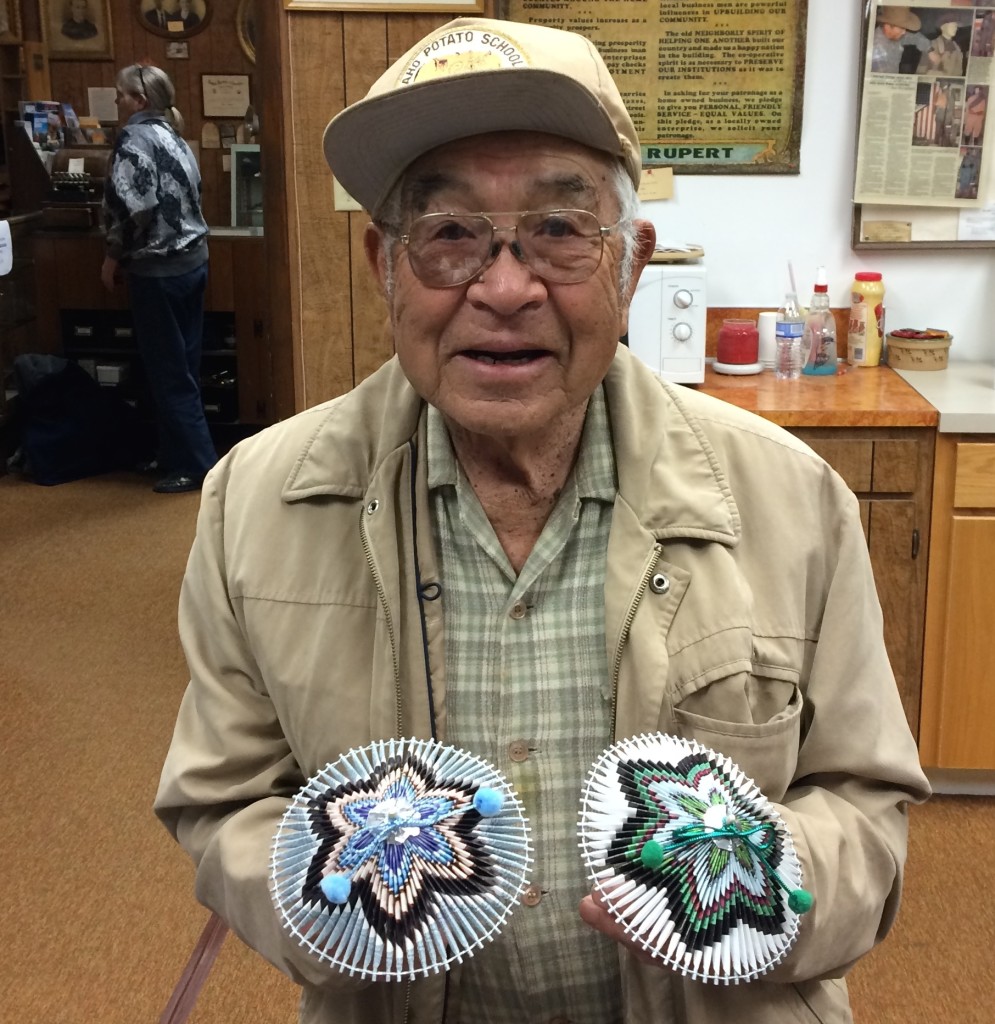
[463,350,546,366]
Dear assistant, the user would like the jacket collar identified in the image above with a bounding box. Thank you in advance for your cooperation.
[282,348,739,545]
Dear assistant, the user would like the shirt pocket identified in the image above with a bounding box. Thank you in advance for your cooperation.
[669,634,805,803]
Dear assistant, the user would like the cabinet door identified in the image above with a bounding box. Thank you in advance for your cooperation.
[868,498,921,735]
[921,436,995,769]
[932,516,995,768]
[792,427,933,741]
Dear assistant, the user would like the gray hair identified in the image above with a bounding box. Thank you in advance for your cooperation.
[116,64,185,133]
[374,156,641,299]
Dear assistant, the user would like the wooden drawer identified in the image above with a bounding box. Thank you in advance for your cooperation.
[954,443,995,509]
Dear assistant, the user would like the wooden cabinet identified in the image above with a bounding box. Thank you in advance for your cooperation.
[29,229,274,426]
[919,435,995,769]
[789,426,935,740]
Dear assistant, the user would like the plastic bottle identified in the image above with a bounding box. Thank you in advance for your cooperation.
[774,293,804,380]
[801,267,837,376]
[847,271,885,367]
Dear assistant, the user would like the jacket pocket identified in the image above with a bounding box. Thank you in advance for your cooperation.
[670,637,804,802]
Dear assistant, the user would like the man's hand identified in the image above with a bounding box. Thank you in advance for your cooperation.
[578,890,660,967]
[101,256,120,291]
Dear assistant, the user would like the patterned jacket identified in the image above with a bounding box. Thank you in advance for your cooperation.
[103,111,208,277]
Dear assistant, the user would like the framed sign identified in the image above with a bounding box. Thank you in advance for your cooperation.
[136,0,211,39]
[285,0,482,11]
[202,73,251,118]
[45,0,113,61]
[499,0,806,174]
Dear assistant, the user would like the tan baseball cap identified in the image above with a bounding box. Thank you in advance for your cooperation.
[323,17,641,215]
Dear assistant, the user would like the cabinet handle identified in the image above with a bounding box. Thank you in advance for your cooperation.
[911,528,920,560]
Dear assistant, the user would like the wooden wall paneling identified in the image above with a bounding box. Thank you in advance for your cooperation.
[341,15,388,385]
[257,0,296,421]
[231,236,267,422]
[288,12,353,407]
[351,213,390,384]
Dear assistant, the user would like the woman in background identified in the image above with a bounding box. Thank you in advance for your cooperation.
[101,64,216,493]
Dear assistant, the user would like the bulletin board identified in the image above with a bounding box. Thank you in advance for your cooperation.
[852,0,995,250]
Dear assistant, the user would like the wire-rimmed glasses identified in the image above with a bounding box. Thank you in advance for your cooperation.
[398,209,616,288]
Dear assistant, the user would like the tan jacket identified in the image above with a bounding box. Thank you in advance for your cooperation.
[156,347,930,1024]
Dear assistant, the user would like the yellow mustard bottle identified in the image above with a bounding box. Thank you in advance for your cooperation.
[847,272,885,367]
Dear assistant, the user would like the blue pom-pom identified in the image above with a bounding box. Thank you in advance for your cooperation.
[320,873,352,905]
[473,787,504,816]
[788,888,813,914]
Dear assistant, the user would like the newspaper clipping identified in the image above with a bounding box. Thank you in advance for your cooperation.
[855,1,995,208]
[501,0,806,174]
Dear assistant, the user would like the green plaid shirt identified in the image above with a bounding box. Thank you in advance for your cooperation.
[427,387,622,1024]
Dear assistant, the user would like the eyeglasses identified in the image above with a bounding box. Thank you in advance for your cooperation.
[398,209,616,289]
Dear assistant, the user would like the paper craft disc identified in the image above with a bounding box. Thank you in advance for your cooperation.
[578,733,806,984]
[271,737,532,981]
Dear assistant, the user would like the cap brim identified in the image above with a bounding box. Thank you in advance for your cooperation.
[324,69,626,215]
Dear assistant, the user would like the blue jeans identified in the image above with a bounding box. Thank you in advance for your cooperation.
[127,264,217,479]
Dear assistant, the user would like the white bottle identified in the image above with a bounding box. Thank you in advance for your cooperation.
[774,293,804,380]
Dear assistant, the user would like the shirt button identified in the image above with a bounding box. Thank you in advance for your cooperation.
[509,600,527,620]
[522,883,542,907]
[508,739,529,762]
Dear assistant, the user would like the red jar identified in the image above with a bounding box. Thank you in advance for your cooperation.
[716,319,759,365]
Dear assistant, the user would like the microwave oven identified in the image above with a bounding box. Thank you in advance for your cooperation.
[626,258,707,384]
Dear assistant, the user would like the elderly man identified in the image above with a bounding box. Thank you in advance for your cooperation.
[155,16,929,1024]
[872,5,933,72]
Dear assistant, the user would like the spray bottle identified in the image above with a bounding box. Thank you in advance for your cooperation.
[801,267,837,376]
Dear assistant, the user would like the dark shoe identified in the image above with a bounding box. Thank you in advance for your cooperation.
[153,473,202,494]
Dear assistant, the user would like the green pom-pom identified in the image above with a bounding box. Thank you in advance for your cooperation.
[640,840,664,869]
[788,888,813,914]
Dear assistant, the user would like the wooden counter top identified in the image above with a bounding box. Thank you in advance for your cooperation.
[690,364,938,428]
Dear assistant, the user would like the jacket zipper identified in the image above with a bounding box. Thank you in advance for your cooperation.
[609,544,663,737]
[360,505,404,739]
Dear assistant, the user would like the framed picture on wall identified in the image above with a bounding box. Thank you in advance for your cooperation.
[236,0,255,64]
[1,0,23,43]
[136,0,211,40]
[44,0,113,61]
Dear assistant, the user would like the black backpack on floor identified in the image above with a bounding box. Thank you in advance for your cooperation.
[12,353,152,486]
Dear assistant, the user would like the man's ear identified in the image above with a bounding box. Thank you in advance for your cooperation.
[364,221,389,299]
[618,219,657,336]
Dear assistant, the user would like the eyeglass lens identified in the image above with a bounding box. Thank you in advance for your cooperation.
[404,210,607,288]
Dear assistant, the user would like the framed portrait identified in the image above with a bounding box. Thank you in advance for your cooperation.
[236,0,254,64]
[1,0,23,43]
[136,0,211,40]
[44,0,113,61]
